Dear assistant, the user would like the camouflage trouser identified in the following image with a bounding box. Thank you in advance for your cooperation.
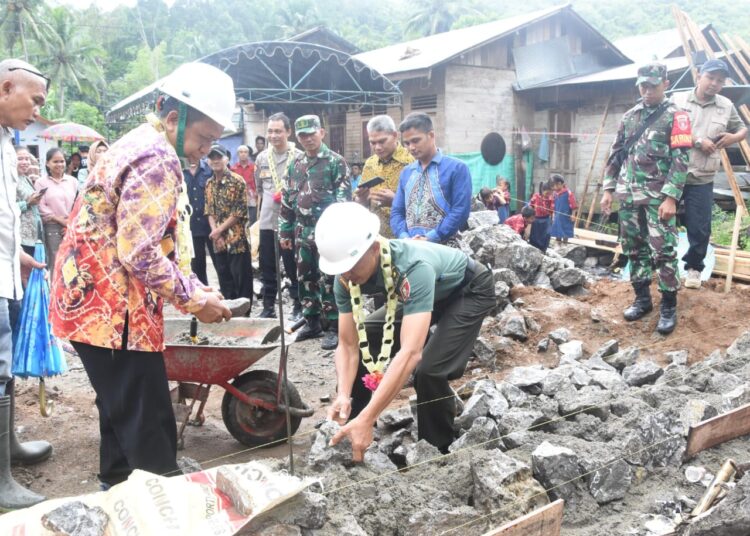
[295,225,338,321]
[619,204,680,292]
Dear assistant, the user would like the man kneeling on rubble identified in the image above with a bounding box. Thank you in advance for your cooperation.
[315,202,495,459]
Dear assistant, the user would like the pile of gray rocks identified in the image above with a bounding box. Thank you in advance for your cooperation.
[249,332,750,535]
[459,211,593,309]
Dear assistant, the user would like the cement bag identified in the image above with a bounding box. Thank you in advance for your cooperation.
[0,461,312,535]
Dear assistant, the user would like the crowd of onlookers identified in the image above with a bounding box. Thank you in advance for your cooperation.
[14,143,109,268]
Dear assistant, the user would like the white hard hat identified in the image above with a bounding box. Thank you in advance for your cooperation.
[158,63,236,130]
[316,202,381,275]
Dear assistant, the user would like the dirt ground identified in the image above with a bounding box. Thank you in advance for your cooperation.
[9,276,750,509]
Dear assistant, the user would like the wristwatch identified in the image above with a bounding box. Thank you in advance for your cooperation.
[693,138,702,149]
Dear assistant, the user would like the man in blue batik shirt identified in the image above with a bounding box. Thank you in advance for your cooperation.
[391,112,472,245]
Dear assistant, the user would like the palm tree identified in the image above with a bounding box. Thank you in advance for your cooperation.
[0,0,47,60]
[405,0,465,37]
[40,7,105,115]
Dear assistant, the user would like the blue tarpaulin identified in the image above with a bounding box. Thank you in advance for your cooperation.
[12,243,67,378]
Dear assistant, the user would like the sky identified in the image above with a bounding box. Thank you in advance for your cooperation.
[54,0,175,10]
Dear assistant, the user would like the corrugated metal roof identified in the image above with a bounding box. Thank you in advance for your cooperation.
[353,4,575,77]
[613,24,711,63]
[519,55,690,89]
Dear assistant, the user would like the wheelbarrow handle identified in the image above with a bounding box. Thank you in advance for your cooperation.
[285,317,307,335]
[276,402,315,418]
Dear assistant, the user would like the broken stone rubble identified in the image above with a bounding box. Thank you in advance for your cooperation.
[267,329,750,536]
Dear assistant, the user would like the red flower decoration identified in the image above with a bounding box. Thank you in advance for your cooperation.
[273,191,282,203]
[362,371,383,391]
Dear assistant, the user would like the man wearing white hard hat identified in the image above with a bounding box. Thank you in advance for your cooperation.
[50,62,234,488]
[316,202,495,459]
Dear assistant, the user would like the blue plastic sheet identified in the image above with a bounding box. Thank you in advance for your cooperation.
[12,243,67,378]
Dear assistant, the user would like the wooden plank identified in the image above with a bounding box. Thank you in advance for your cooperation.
[709,29,748,84]
[724,208,745,292]
[482,500,564,536]
[720,149,748,216]
[568,238,620,254]
[584,151,610,229]
[714,247,750,259]
[710,269,750,283]
[575,228,619,242]
[685,403,750,459]
[725,35,750,81]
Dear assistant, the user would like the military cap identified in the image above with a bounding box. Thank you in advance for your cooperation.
[700,59,729,75]
[635,63,668,86]
[208,144,230,159]
[295,115,321,134]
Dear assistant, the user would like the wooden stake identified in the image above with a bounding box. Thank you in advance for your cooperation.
[724,206,744,293]
[584,151,610,229]
[576,96,612,227]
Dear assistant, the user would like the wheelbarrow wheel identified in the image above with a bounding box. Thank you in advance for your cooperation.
[221,370,303,447]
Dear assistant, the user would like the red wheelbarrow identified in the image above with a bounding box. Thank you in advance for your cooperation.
[163,317,313,449]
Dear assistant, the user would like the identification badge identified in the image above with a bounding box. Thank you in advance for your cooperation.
[670,111,692,148]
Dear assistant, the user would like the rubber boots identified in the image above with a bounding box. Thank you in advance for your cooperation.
[0,396,46,511]
[9,381,52,465]
[656,291,677,335]
[623,280,653,321]
[295,315,323,342]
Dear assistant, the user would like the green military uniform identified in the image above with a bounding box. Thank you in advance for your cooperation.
[334,239,495,451]
[279,116,351,321]
[604,64,691,293]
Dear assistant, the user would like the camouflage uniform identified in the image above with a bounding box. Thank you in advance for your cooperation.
[279,117,351,321]
[604,64,691,293]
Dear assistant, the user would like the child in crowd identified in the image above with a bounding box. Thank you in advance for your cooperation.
[528,181,554,252]
[504,206,535,239]
[479,187,503,213]
[550,174,577,243]
[494,177,511,223]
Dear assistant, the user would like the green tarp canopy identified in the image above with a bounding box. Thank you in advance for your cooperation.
[449,151,534,210]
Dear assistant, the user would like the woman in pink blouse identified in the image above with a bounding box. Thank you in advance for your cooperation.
[36,148,77,279]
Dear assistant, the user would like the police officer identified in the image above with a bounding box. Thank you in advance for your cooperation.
[601,63,692,335]
[315,202,495,459]
[279,115,351,350]
[672,59,748,290]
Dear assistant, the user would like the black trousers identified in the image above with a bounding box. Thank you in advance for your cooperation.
[222,249,253,301]
[259,229,299,308]
[191,235,216,286]
[350,265,495,451]
[72,334,179,486]
[680,182,713,272]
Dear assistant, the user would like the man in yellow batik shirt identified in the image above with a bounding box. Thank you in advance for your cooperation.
[357,115,414,238]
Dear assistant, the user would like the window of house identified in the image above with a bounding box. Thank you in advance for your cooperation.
[549,109,576,173]
[328,125,345,156]
[411,95,437,111]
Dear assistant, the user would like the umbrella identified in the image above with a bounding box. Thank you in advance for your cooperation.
[12,242,67,416]
[39,122,104,142]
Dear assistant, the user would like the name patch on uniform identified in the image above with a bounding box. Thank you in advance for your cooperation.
[670,111,692,148]
[399,278,411,301]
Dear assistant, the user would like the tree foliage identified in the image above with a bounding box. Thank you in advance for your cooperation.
[0,0,747,128]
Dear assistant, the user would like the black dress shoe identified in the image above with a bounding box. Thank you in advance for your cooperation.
[258,307,276,319]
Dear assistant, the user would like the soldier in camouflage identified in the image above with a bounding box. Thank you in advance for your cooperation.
[601,63,692,335]
[279,115,351,349]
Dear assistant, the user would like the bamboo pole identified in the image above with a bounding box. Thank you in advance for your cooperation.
[584,151,610,229]
[724,206,744,292]
[575,95,612,227]
[724,35,750,81]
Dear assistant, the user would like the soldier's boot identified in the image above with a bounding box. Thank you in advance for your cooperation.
[288,300,303,323]
[9,381,52,465]
[0,396,46,511]
[321,323,338,351]
[258,296,276,319]
[656,291,677,335]
[295,315,323,342]
[623,281,653,321]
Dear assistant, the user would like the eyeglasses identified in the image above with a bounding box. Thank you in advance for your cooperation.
[8,67,51,91]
